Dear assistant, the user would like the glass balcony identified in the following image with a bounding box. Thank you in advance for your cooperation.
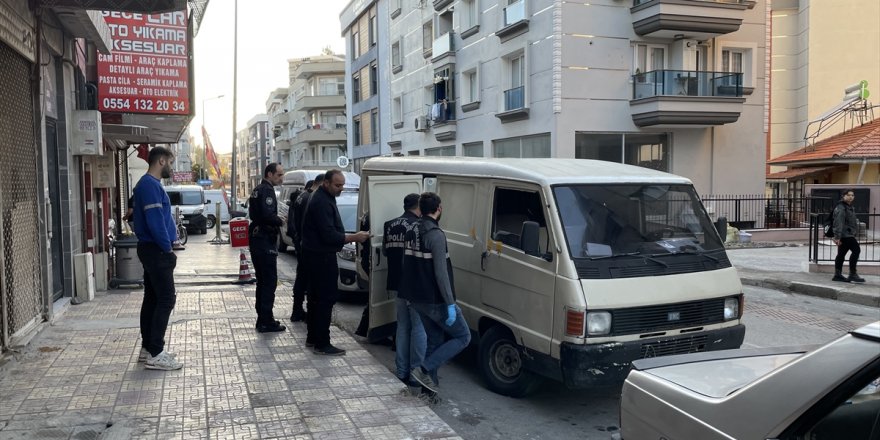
[504,86,525,111]
[504,1,526,26]
[632,70,743,99]
[432,32,453,57]
[634,0,747,5]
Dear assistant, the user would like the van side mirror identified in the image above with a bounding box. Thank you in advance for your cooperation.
[521,221,541,257]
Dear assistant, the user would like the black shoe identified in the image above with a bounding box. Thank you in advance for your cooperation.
[832,274,850,283]
[410,367,438,394]
[313,344,346,356]
[256,323,286,333]
[848,273,866,283]
[290,310,306,322]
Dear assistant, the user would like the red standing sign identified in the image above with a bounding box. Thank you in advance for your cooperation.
[97,10,190,115]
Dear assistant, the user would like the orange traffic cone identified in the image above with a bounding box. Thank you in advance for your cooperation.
[234,249,256,284]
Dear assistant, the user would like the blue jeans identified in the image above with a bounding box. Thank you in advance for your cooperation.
[412,303,471,374]
[395,296,426,381]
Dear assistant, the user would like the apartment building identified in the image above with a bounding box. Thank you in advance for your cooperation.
[767,0,880,193]
[288,54,348,169]
[372,0,767,195]
[235,127,249,198]
[267,88,291,167]
[341,0,393,172]
[244,114,271,190]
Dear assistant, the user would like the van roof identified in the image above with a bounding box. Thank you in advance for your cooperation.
[282,170,360,187]
[163,185,204,191]
[362,157,692,186]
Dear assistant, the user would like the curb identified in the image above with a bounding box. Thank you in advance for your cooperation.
[740,276,880,308]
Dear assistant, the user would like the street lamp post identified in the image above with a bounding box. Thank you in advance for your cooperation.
[230,0,239,209]
[201,94,225,182]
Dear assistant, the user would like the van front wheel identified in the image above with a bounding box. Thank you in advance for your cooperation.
[479,326,542,397]
[205,215,216,229]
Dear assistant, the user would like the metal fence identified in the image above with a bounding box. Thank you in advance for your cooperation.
[701,195,835,230]
[808,211,880,263]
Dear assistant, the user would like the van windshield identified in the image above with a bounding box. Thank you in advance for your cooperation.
[167,191,203,206]
[339,204,357,233]
[553,184,723,259]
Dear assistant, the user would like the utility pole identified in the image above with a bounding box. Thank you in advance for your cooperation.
[230,0,239,209]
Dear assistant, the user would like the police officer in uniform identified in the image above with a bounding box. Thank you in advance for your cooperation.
[249,163,287,333]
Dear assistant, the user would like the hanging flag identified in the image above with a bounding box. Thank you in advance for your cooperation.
[202,126,222,180]
[136,143,150,162]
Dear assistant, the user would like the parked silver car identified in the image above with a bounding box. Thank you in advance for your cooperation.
[617,321,880,440]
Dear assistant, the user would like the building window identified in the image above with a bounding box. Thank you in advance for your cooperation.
[461,0,479,32]
[575,132,669,172]
[370,13,378,47]
[422,20,433,57]
[392,41,402,73]
[463,141,483,157]
[370,62,378,96]
[463,68,479,104]
[353,117,362,146]
[633,43,666,78]
[319,77,342,96]
[503,0,526,27]
[352,74,361,103]
[322,146,343,163]
[392,96,403,126]
[431,67,455,122]
[503,52,526,111]
[352,31,360,59]
[426,145,455,156]
[370,109,378,143]
[719,46,752,87]
[493,133,550,158]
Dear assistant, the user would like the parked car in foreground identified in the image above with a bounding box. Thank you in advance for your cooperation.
[617,321,880,440]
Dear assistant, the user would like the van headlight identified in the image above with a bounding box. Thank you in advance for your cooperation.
[586,311,612,336]
[337,247,356,261]
[724,297,740,320]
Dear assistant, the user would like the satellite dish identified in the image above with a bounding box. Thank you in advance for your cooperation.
[336,156,350,168]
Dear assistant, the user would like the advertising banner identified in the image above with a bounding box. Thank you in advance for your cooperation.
[172,171,192,183]
[97,10,190,115]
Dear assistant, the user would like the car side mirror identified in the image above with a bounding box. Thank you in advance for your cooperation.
[521,221,541,258]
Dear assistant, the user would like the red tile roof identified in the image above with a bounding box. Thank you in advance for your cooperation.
[766,165,848,181]
[768,117,880,165]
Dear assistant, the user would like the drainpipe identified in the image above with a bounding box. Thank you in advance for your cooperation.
[856,158,867,184]
[709,126,715,194]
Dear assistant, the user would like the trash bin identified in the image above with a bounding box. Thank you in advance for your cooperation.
[114,236,143,283]
[229,218,250,248]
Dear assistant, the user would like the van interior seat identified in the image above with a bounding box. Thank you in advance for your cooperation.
[495,214,549,253]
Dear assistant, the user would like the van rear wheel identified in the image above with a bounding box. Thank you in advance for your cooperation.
[479,325,542,397]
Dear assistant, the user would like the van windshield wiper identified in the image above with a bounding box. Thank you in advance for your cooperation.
[650,249,719,263]
[590,252,669,268]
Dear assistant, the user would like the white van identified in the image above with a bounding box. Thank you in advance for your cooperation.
[279,169,360,205]
[359,157,745,397]
[203,189,235,227]
[164,185,207,234]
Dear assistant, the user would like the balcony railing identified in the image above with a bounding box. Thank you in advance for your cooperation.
[634,0,747,5]
[504,86,525,111]
[632,70,743,99]
[504,1,526,26]
[432,32,453,56]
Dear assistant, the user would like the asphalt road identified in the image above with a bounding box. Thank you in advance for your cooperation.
[278,252,879,440]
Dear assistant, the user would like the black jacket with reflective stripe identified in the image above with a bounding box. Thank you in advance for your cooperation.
[398,217,455,304]
[383,210,419,291]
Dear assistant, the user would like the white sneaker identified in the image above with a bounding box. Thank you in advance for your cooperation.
[145,351,183,370]
[138,348,177,363]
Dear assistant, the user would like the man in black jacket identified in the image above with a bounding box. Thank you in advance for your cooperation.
[301,169,369,355]
[289,174,324,322]
[249,163,286,333]
[831,189,865,283]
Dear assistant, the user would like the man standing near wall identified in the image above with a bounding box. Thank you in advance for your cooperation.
[133,146,183,371]
[249,163,287,333]
[301,169,369,355]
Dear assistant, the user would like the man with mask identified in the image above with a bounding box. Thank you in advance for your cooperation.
[249,163,287,332]
[132,146,182,371]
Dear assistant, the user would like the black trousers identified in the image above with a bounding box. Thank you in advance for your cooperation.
[250,235,279,325]
[292,243,308,314]
[304,250,339,348]
[835,236,861,274]
[137,242,177,357]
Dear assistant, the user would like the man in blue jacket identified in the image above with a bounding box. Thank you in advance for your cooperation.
[133,146,182,371]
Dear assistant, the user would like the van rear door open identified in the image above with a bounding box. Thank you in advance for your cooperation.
[364,175,422,341]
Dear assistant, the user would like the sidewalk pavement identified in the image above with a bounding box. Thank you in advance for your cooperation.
[727,243,880,308]
[0,234,460,440]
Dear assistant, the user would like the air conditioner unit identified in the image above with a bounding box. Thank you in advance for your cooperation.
[415,115,428,132]
[73,252,95,302]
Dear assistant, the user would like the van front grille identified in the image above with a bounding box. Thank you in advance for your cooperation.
[574,252,731,279]
[639,335,708,358]
[611,297,726,335]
